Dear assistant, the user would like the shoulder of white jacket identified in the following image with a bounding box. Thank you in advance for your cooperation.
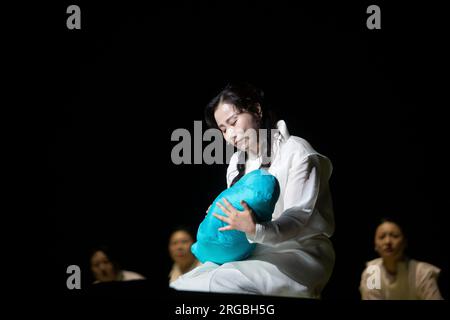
[365,257,383,267]
[361,258,383,279]
[283,136,327,160]
[122,270,145,279]
[413,260,441,276]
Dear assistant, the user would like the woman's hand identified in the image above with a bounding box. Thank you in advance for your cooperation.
[213,198,256,236]
[205,204,212,217]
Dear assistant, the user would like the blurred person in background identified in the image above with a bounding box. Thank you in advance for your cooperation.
[360,218,443,300]
[168,226,201,284]
[90,245,145,283]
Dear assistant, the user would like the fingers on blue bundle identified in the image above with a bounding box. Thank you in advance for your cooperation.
[192,169,280,264]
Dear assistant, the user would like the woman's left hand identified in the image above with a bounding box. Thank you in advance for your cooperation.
[213,198,256,236]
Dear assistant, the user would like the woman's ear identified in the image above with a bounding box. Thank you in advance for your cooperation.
[374,244,380,255]
[255,104,263,119]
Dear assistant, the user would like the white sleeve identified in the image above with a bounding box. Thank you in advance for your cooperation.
[416,262,443,300]
[247,153,327,245]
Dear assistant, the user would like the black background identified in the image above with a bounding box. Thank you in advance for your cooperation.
[37,0,446,307]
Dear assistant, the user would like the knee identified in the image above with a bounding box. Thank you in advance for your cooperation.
[209,267,256,294]
[209,268,236,292]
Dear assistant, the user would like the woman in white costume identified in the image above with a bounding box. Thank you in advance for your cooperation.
[170,83,335,298]
[360,218,443,300]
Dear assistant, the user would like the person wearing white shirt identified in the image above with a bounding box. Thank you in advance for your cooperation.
[360,218,443,300]
[170,83,335,298]
[90,246,146,283]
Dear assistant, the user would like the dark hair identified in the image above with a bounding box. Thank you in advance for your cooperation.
[205,82,277,186]
[169,225,196,242]
[378,217,408,239]
[89,244,121,273]
[376,216,410,257]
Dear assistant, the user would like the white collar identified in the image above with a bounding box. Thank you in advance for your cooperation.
[274,120,290,142]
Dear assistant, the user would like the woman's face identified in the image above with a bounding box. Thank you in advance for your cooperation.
[90,250,118,282]
[169,230,195,265]
[374,222,406,261]
[214,103,261,153]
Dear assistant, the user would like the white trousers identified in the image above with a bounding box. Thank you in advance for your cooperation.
[170,260,312,298]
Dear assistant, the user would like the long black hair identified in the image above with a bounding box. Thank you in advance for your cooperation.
[205,82,277,186]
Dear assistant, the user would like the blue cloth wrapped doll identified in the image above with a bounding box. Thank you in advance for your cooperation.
[191,169,280,264]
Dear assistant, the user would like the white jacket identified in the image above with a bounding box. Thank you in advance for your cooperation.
[360,258,443,300]
[225,120,335,296]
